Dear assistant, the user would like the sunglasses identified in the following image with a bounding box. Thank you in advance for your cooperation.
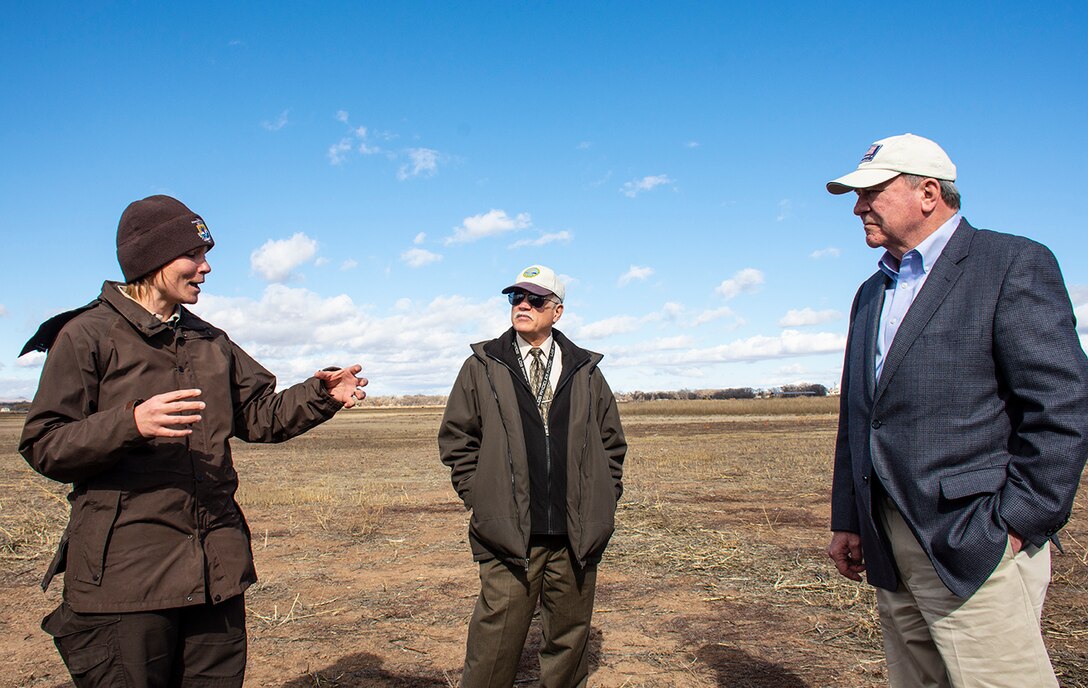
[508,291,557,309]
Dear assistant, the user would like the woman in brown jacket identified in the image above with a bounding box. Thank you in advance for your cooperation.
[19,195,366,688]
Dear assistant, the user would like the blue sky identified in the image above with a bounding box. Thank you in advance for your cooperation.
[2,2,1087,399]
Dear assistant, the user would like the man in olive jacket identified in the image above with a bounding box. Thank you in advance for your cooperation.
[439,264,627,688]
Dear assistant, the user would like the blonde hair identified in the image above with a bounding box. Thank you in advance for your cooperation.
[122,272,161,304]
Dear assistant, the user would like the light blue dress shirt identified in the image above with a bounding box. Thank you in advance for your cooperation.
[875,213,961,381]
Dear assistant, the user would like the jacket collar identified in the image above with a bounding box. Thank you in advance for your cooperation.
[475,327,598,388]
[872,217,974,401]
[99,281,211,338]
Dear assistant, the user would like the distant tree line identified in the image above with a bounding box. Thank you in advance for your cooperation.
[775,383,829,397]
[356,394,447,407]
[616,388,757,402]
[615,383,829,402]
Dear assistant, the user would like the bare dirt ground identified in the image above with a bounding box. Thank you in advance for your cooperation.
[2,399,1087,687]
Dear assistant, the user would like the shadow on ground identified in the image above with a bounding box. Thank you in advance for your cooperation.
[515,623,603,682]
[280,652,448,687]
[696,643,808,688]
[281,625,604,687]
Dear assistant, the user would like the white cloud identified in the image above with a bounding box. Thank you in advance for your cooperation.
[446,210,532,245]
[578,315,645,340]
[577,141,592,150]
[327,138,353,165]
[692,306,738,326]
[0,304,7,317]
[684,141,700,148]
[401,247,443,268]
[777,363,805,375]
[716,268,764,300]
[776,199,792,222]
[329,113,384,163]
[1071,286,1088,333]
[190,286,511,394]
[779,307,842,327]
[261,110,289,132]
[314,257,330,267]
[509,231,572,249]
[397,147,439,180]
[413,232,426,245]
[16,351,46,368]
[811,247,842,259]
[662,302,684,320]
[340,259,359,271]
[608,329,846,368]
[618,265,654,286]
[251,233,319,282]
[621,174,673,198]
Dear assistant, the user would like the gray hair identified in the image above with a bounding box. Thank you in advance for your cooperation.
[901,174,961,210]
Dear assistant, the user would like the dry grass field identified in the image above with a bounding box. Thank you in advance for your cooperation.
[2,399,1087,687]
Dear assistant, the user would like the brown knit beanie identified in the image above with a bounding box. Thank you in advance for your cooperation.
[116,195,215,282]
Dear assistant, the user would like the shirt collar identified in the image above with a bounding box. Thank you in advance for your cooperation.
[878,212,961,281]
[516,333,554,360]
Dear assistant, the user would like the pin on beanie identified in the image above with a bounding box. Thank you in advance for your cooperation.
[116,195,214,282]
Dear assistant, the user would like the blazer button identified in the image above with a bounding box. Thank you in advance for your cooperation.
[862,475,869,483]
[871,419,882,429]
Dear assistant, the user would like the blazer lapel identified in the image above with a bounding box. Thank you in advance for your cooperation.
[859,272,888,403]
[874,219,974,403]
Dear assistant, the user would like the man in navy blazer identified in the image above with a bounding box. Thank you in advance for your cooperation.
[826,133,1088,687]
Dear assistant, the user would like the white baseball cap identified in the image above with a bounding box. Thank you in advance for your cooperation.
[502,264,566,302]
[826,133,956,195]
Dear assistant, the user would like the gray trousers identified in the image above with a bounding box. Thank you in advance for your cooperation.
[462,536,597,688]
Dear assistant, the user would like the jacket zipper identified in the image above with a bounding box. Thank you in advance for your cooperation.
[481,358,530,570]
[483,349,596,567]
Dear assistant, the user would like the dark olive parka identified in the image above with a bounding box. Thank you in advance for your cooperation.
[20,282,343,613]
[439,328,627,568]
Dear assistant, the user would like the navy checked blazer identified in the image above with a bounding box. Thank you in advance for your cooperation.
[831,218,1088,598]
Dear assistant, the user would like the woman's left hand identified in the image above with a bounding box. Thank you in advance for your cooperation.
[315,364,368,408]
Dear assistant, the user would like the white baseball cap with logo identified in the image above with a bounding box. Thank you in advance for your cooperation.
[826,133,956,195]
[502,264,566,302]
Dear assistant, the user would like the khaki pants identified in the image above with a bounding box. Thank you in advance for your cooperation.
[462,536,597,688]
[876,498,1057,688]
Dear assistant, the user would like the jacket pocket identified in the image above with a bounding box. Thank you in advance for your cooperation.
[939,465,1007,500]
[69,490,122,586]
[41,529,69,592]
[459,473,476,510]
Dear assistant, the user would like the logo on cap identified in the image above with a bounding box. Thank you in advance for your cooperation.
[860,144,882,163]
[193,219,212,243]
[523,267,540,278]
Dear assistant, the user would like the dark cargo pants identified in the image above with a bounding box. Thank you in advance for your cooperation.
[42,595,247,687]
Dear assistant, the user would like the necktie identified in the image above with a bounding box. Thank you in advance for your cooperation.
[529,347,553,425]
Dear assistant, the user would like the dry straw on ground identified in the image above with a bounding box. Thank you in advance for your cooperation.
[2,400,1086,687]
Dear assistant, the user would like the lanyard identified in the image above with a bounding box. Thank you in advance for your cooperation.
[513,338,556,412]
